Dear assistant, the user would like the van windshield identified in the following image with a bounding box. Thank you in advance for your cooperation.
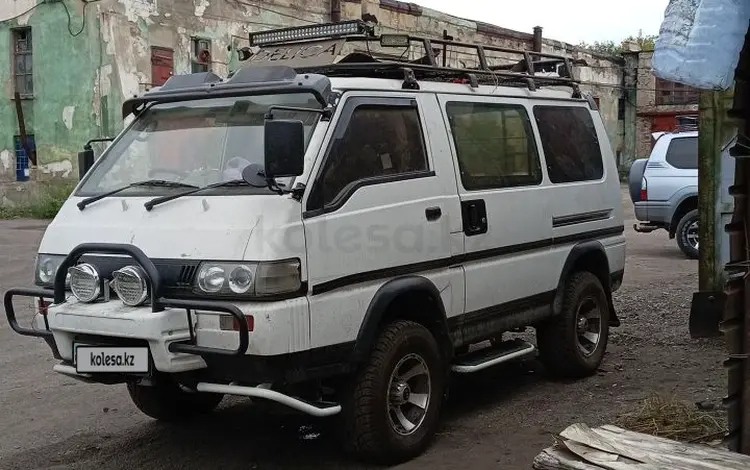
[77,94,322,196]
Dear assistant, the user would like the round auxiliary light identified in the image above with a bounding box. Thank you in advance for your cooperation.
[111,265,149,307]
[68,263,101,303]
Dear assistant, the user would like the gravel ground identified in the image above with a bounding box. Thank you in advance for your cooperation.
[0,187,726,469]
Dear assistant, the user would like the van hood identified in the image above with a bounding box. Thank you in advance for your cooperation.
[38,195,304,261]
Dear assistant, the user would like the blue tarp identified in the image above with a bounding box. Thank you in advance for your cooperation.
[653,0,750,90]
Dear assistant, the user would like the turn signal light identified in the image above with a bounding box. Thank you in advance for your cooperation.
[219,315,254,332]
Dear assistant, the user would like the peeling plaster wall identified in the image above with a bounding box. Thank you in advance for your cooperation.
[0,1,99,182]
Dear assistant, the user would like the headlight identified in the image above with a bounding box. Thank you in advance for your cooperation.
[111,265,149,306]
[194,259,301,297]
[68,263,101,303]
[35,254,70,288]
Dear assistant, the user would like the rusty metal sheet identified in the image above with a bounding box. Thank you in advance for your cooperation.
[248,39,345,68]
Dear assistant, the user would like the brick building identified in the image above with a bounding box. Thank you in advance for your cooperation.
[0,0,625,189]
[622,47,700,162]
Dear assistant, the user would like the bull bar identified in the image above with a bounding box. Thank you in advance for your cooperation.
[3,243,250,357]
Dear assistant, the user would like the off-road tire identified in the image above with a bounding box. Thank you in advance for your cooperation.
[676,209,699,260]
[536,271,610,378]
[127,375,223,422]
[340,320,445,465]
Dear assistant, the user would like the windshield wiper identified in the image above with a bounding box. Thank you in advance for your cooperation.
[144,179,253,211]
[78,180,199,211]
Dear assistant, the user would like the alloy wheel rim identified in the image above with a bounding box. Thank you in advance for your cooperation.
[686,220,699,250]
[387,353,431,436]
[575,296,603,357]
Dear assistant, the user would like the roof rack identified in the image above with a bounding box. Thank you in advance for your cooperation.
[245,20,583,96]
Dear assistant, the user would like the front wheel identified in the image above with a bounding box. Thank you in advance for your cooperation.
[676,209,699,260]
[127,375,224,422]
[340,320,445,465]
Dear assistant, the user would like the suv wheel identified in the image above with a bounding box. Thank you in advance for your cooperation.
[127,374,223,422]
[536,271,610,378]
[676,209,699,259]
[341,320,445,465]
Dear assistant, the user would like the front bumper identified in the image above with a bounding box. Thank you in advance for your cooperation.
[4,243,250,374]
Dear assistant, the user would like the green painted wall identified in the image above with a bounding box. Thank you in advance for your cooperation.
[0,2,105,180]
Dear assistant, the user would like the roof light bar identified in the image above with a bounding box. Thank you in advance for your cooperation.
[249,20,368,46]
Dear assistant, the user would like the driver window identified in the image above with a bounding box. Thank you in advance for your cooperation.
[318,105,428,207]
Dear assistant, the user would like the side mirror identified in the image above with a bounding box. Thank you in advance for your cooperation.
[264,120,305,178]
[78,145,95,180]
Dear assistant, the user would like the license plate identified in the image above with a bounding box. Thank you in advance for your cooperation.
[75,345,149,373]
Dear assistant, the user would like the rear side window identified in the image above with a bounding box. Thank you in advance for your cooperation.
[315,105,428,207]
[665,137,698,169]
[533,106,604,183]
[446,102,541,190]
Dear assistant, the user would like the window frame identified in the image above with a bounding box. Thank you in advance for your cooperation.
[444,100,543,191]
[11,27,33,99]
[191,37,212,73]
[532,104,605,184]
[655,78,699,106]
[304,96,434,217]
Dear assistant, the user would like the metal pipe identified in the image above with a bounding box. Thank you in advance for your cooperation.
[533,26,543,53]
[331,0,341,22]
[196,382,342,417]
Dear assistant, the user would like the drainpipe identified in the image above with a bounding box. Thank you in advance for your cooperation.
[331,0,341,22]
[532,26,543,52]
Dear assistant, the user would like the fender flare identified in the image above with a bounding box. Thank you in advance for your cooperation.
[554,241,621,327]
[352,275,451,362]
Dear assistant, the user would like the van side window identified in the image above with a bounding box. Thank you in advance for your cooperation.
[316,105,428,207]
[665,137,698,169]
[446,102,541,190]
[533,106,604,183]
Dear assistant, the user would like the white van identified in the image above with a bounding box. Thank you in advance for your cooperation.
[4,22,625,465]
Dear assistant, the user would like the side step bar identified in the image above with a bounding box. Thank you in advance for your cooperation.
[452,339,536,373]
[196,382,342,417]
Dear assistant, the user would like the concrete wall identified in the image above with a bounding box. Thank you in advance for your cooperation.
[0,0,625,188]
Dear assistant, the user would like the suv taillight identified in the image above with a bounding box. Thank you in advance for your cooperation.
[640,177,648,201]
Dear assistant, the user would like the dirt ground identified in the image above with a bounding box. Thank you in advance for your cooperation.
[0,188,726,470]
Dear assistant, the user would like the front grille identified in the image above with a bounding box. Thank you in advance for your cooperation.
[177,264,198,287]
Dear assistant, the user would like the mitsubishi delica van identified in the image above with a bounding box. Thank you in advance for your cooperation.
[4,21,625,464]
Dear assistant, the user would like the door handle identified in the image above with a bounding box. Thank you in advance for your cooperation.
[425,207,442,221]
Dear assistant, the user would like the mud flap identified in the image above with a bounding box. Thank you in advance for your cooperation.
[689,290,725,338]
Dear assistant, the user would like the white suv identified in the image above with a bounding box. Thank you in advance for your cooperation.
[4,22,626,465]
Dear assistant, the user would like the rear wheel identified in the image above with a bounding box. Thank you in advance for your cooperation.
[127,375,223,422]
[676,209,699,259]
[341,320,445,465]
[536,271,610,378]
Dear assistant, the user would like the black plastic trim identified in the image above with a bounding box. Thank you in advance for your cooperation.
[352,276,451,362]
[552,209,613,227]
[311,225,625,295]
[303,171,436,218]
[448,290,556,329]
